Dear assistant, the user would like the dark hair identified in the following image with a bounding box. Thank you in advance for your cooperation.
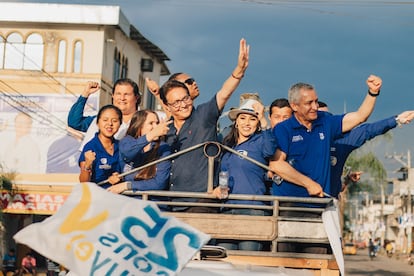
[318,101,328,108]
[269,98,290,116]
[222,120,261,148]
[159,80,190,105]
[97,104,123,123]
[113,78,141,109]
[168,72,184,81]
[126,109,161,180]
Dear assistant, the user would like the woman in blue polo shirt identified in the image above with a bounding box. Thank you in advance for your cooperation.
[79,104,122,188]
[107,109,171,195]
[214,98,277,251]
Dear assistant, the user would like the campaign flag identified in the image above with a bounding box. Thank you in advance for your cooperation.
[322,199,344,276]
[14,182,210,276]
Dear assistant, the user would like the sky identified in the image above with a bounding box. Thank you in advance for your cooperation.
[4,0,414,175]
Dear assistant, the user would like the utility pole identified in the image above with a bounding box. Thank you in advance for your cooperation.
[407,151,412,253]
[388,150,412,253]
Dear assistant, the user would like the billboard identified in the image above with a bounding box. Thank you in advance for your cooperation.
[0,93,98,174]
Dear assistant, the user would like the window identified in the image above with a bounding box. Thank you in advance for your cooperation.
[112,48,120,82]
[73,40,82,73]
[23,33,44,70]
[5,32,24,69]
[121,56,128,78]
[0,36,4,69]
[57,40,66,72]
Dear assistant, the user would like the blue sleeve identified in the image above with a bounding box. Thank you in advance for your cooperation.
[273,123,290,154]
[125,143,171,191]
[67,96,96,132]
[119,135,149,163]
[325,112,344,140]
[262,129,278,158]
[195,95,221,128]
[335,116,396,148]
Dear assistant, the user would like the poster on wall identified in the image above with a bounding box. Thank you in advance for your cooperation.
[0,93,98,174]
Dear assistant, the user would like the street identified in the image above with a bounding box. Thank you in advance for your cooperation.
[345,249,414,276]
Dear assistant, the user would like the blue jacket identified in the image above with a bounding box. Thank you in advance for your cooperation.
[221,129,277,206]
[68,96,96,132]
[330,116,397,197]
[120,135,171,191]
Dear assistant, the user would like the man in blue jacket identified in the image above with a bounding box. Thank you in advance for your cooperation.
[323,105,414,198]
[67,78,141,149]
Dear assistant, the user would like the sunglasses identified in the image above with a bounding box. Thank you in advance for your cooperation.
[184,78,195,85]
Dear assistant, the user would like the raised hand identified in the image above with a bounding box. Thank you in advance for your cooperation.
[366,75,382,94]
[81,81,100,98]
[145,77,160,97]
[396,110,414,125]
[146,120,172,141]
[234,38,249,78]
[84,150,96,168]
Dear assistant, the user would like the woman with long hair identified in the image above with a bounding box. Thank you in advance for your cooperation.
[213,98,276,251]
[107,109,171,194]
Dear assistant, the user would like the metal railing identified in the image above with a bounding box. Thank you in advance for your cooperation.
[97,141,334,255]
[98,140,332,207]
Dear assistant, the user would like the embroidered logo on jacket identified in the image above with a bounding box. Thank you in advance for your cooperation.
[99,158,111,170]
[292,135,303,142]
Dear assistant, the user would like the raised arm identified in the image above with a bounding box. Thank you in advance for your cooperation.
[342,75,382,132]
[216,38,249,110]
[145,78,171,119]
[68,81,100,131]
[269,149,324,197]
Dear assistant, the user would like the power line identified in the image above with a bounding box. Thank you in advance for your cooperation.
[0,80,67,129]
[0,85,68,134]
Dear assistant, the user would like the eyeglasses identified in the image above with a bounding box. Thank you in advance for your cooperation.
[167,95,192,109]
[184,78,195,85]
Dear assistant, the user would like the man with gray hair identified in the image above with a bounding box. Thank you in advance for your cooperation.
[270,75,382,199]
[269,75,381,253]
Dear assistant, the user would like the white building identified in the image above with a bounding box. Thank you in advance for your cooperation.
[0,2,169,174]
[0,2,170,264]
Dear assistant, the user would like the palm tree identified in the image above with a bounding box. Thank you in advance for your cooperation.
[0,164,15,262]
[341,133,390,239]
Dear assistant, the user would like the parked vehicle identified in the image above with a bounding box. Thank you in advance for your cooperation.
[385,242,394,258]
[343,242,357,255]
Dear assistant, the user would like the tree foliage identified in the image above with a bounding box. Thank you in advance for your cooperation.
[0,164,14,192]
[343,136,389,197]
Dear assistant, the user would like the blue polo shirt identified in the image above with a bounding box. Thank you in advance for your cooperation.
[221,129,277,205]
[79,132,121,188]
[330,116,396,197]
[120,135,171,191]
[272,111,344,197]
[165,95,220,193]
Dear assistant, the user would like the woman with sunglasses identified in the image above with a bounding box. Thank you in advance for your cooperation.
[107,110,171,196]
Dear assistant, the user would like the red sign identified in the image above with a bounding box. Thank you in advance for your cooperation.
[0,190,69,215]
